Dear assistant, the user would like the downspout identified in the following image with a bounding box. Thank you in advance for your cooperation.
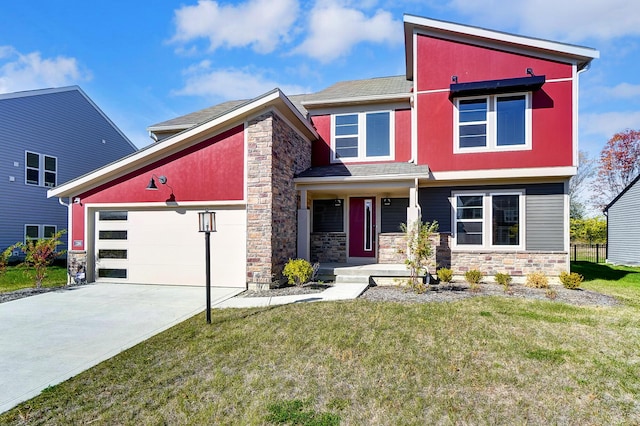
[58,197,72,284]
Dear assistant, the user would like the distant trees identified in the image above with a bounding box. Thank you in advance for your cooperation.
[593,129,640,209]
[570,216,606,244]
[569,150,596,219]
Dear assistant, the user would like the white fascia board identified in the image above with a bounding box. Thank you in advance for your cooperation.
[302,93,411,108]
[403,15,599,79]
[431,166,577,182]
[49,90,318,199]
[83,200,246,209]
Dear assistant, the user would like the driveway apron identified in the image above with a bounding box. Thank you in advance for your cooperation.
[0,283,242,413]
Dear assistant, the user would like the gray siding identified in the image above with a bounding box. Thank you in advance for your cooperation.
[419,183,566,250]
[381,198,409,233]
[607,180,640,265]
[0,87,137,253]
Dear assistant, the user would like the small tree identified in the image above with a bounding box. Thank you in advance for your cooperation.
[15,230,66,288]
[593,129,640,208]
[0,245,16,276]
[400,220,439,291]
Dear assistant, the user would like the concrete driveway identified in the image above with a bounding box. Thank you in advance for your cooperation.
[0,283,242,413]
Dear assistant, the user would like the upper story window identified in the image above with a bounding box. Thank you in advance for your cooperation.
[25,151,57,187]
[454,93,531,153]
[332,111,393,162]
[452,191,524,250]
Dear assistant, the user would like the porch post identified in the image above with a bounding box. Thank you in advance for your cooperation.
[407,178,421,224]
[297,189,310,260]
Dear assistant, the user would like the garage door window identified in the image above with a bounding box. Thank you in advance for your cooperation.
[98,268,127,279]
[99,211,128,221]
[99,230,128,240]
[98,249,127,259]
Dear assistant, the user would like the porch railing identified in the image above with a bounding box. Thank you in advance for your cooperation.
[570,244,607,263]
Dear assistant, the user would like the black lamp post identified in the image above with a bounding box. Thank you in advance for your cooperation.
[198,210,216,324]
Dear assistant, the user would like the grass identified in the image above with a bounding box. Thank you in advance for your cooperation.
[2,263,640,424]
[0,265,68,293]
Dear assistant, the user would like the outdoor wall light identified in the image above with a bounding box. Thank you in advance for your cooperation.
[526,67,535,76]
[334,199,343,207]
[383,198,392,206]
[146,174,167,190]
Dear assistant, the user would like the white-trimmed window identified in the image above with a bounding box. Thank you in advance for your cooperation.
[25,151,57,187]
[452,191,524,250]
[24,224,57,243]
[454,93,531,153]
[332,111,394,162]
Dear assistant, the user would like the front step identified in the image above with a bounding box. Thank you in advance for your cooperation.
[335,275,371,284]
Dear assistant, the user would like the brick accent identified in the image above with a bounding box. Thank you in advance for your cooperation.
[450,251,569,276]
[245,112,311,289]
[310,233,347,263]
[378,233,406,263]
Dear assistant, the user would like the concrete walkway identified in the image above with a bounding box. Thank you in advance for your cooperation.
[0,283,242,414]
[213,283,369,308]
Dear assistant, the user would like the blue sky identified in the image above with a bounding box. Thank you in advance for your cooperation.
[2,0,640,161]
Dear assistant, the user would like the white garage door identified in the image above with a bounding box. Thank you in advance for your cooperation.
[94,207,246,288]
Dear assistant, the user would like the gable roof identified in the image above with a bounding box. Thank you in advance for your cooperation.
[0,86,137,151]
[49,89,318,198]
[604,173,640,212]
[403,14,599,81]
[301,76,412,108]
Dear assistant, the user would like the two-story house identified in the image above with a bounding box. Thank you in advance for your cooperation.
[1,86,137,257]
[48,15,598,289]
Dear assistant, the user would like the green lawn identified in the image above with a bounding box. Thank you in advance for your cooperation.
[0,265,68,293]
[2,263,639,425]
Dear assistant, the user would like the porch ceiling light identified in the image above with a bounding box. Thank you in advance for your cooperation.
[146,174,167,190]
[383,198,392,206]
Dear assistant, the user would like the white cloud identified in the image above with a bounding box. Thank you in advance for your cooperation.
[601,83,640,99]
[0,46,90,93]
[171,0,299,54]
[173,62,309,100]
[293,2,402,63]
[581,111,640,138]
[447,0,640,42]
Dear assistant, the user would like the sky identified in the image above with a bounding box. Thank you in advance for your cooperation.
[2,0,640,161]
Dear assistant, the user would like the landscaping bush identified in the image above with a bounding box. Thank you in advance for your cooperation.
[15,230,66,288]
[464,269,483,292]
[282,259,314,286]
[494,272,513,292]
[525,272,549,289]
[0,245,14,276]
[437,268,453,284]
[559,271,583,289]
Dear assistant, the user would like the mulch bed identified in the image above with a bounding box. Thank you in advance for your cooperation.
[359,282,619,307]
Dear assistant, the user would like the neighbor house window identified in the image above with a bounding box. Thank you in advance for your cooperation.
[332,111,393,161]
[452,191,523,249]
[25,151,57,187]
[24,224,57,243]
[454,93,531,153]
[313,199,344,232]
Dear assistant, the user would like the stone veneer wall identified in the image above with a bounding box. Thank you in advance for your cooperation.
[67,250,87,284]
[245,112,311,289]
[310,233,347,263]
[378,233,406,263]
[450,251,568,276]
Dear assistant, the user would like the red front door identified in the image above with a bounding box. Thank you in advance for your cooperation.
[349,197,376,258]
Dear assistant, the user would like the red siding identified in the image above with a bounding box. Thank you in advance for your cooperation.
[70,125,245,250]
[415,34,575,172]
[311,115,331,167]
[395,109,412,162]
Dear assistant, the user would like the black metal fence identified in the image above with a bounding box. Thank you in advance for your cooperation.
[570,244,607,263]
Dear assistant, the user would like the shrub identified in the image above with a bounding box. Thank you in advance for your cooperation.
[559,271,583,289]
[282,259,314,286]
[464,269,483,292]
[400,220,439,292]
[0,245,15,276]
[525,272,549,289]
[545,288,558,299]
[437,268,453,284]
[15,230,66,288]
[494,272,513,292]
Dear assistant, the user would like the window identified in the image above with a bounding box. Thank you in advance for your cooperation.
[332,111,393,161]
[24,224,57,242]
[313,199,344,232]
[452,192,523,249]
[25,151,57,187]
[454,93,531,153]
[99,230,128,240]
[99,211,128,221]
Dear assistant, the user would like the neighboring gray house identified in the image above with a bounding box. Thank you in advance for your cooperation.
[0,86,137,256]
[604,174,640,266]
